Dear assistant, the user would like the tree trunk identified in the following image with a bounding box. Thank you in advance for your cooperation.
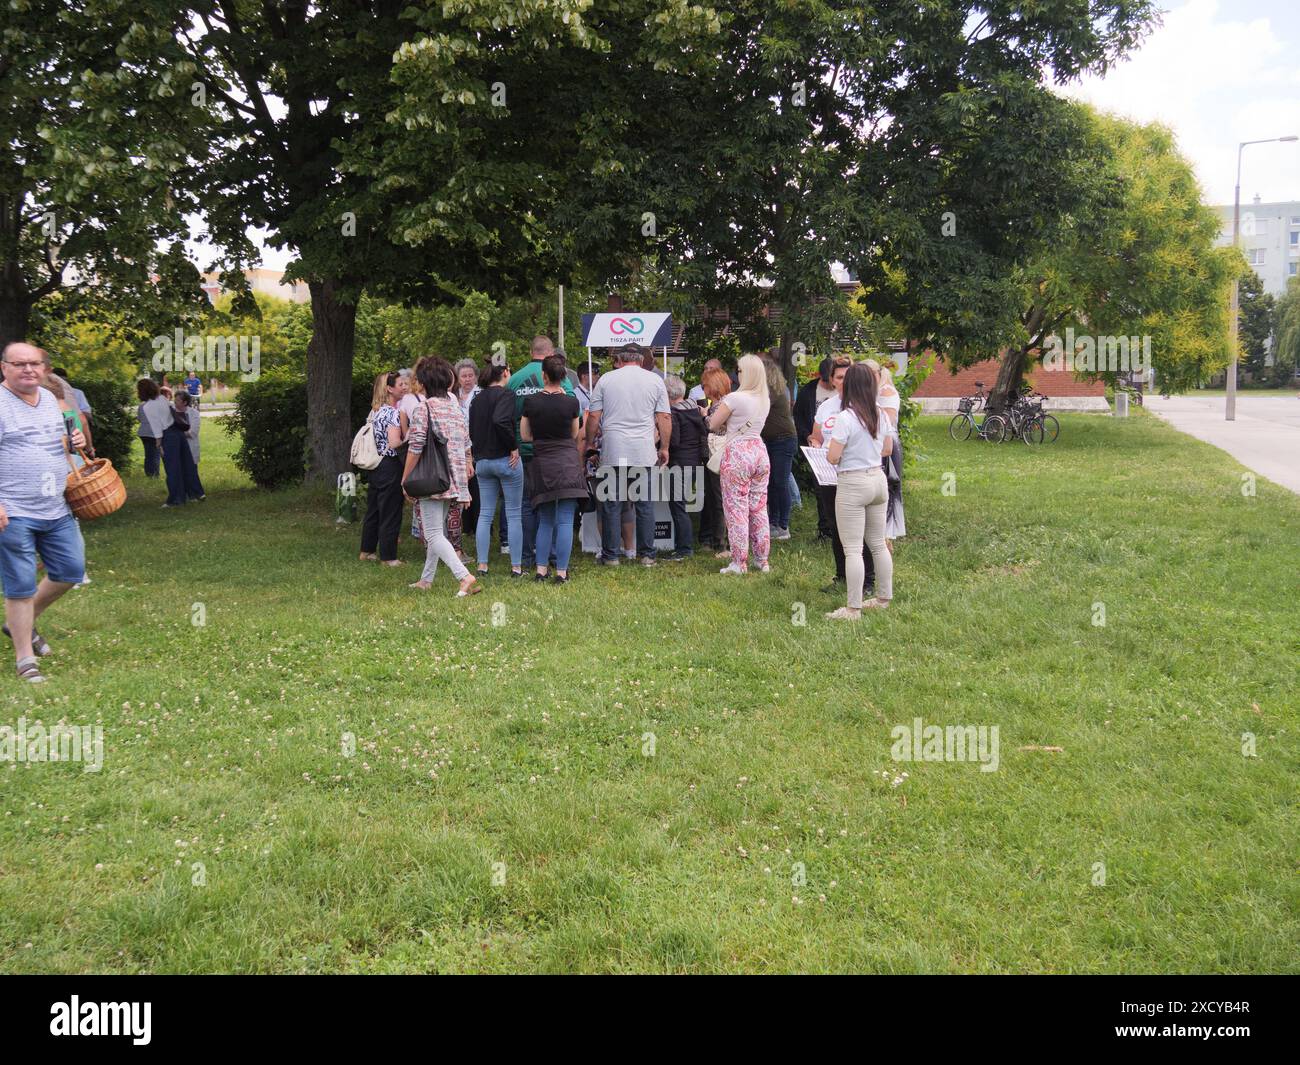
[777,332,795,391]
[0,262,32,350]
[989,345,1031,411]
[304,279,359,484]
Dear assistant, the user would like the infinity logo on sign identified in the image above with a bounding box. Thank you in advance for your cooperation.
[609,317,645,335]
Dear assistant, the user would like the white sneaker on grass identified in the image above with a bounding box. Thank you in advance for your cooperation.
[719,562,746,576]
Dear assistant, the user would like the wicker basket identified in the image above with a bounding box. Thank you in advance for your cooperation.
[64,447,127,520]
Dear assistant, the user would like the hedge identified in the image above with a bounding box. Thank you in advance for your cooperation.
[78,380,136,473]
[225,372,374,489]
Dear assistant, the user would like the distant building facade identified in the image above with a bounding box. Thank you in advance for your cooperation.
[200,267,310,306]
[1211,197,1300,297]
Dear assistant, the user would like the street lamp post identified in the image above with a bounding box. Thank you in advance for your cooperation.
[1228,135,1298,421]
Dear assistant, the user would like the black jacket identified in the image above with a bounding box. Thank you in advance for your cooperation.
[668,403,708,466]
[468,386,517,460]
[793,378,822,445]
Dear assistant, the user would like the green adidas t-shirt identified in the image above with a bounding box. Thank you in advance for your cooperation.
[507,360,575,458]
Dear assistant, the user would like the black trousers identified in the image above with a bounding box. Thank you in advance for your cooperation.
[701,468,727,547]
[359,455,405,561]
[819,483,873,587]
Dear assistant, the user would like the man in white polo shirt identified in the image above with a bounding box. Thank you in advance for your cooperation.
[0,342,88,683]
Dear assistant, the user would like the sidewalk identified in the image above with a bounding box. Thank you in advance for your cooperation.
[1146,394,1300,494]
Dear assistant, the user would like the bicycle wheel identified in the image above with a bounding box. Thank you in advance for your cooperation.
[1040,414,1059,442]
[1021,419,1044,445]
[980,414,1006,442]
[948,413,973,441]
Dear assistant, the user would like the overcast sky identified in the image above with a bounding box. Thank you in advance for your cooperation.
[1063,0,1300,206]
[216,0,1300,272]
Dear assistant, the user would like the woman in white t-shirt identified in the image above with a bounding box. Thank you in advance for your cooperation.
[810,359,863,593]
[706,354,771,574]
[825,363,893,619]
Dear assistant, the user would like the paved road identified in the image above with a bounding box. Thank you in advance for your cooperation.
[1146,394,1300,494]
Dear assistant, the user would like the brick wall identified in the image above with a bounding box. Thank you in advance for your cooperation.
[912,353,1105,398]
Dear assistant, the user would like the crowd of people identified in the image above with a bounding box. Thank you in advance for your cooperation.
[357,334,905,620]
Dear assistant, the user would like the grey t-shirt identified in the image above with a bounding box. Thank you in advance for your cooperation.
[589,365,670,468]
[0,385,72,521]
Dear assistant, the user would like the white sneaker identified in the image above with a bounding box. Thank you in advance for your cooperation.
[772,527,791,541]
[719,562,746,576]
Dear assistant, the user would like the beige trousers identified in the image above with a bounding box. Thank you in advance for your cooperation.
[834,468,891,608]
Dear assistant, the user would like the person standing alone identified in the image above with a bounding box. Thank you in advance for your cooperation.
[0,343,89,682]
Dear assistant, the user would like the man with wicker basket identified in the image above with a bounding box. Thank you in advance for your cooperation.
[0,343,89,683]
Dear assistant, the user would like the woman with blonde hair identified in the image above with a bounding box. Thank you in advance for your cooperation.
[706,354,771,574]
[358,371,408,564]
[699,366,732,556]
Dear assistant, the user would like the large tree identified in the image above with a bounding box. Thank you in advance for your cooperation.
[1238,268,1276,383]
[176,1,721,482]
[1272,276,1300,387]
[0,0,209,349]
[555,2,1160,387]
[916,107,1239,407]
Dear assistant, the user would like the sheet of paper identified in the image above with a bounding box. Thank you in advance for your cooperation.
[800,446,838,487]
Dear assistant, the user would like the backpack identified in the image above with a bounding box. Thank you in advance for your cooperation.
[350,411,381,470]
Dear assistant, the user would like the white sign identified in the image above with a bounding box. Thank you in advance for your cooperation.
[580,312,673,349]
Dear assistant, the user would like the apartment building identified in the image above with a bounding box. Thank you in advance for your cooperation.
[1211,197,1300,297]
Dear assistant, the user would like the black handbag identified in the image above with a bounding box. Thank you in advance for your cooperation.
[402,400,452,498]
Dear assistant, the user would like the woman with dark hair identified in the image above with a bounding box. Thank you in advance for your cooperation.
[825,362,893,619]
[136,378,170,478]
[520,354,586,583]
[403,357,479,595]
[468,359,523,577]
[795,358,837,539]
[359,371,407,564]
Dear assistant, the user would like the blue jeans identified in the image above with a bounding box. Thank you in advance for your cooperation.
[474,456,524,569]
[765,435,796,529]
[0,514,85,598]
[666,464,698,555]
[519,457,539,564]
[534,499,577,572]
[599,467,656,561]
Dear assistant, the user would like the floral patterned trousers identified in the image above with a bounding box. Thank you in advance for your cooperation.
[720,437,771,570]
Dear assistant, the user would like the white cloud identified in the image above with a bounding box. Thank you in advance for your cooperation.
[1061,0,1300,205]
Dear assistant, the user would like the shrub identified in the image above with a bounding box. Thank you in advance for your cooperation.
[77,379,136,473]
[226,371,375,489]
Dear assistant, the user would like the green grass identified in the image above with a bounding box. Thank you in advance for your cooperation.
[1,412,1296,973]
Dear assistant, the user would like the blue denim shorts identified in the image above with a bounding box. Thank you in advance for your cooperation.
[0,514,86,599]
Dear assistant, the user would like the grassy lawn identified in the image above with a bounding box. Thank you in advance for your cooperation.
[1,411,1296,974]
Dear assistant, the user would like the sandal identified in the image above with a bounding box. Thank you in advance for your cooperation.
[456,577,482,598]
[16,656,45,683]
[825,606,862,621]
[3,624,51,657]
[862,598,890,610]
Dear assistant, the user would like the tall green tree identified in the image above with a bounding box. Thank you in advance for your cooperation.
[0,0,209,349]
[935,108,1238,406]
[1272,276,1300,387]
[1238,268,1276,383]
[177,0,712,482]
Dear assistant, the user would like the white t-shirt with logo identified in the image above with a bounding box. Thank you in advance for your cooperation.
[830,407,888,472]
[814,394,842,440]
